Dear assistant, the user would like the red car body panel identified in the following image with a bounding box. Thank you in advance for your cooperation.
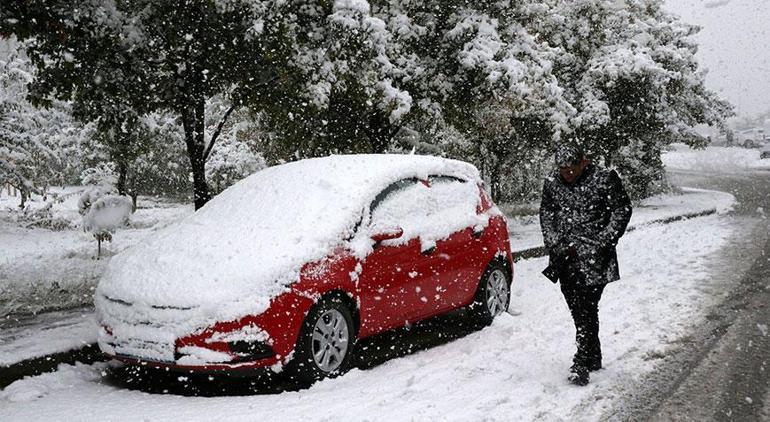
[106,182,514,373]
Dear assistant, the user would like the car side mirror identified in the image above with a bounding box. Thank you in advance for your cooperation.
[371,227,403,243]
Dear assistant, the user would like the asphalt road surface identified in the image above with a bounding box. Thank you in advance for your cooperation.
[607,169,770,421]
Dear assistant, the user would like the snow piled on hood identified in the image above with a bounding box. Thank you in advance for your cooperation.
[96,154,479,327]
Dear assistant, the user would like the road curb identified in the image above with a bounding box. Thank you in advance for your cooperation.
[0,207,720,389]
[0,344,103,389]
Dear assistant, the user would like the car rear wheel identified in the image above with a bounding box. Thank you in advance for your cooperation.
[284,296,355,384]
[469,261,511,326]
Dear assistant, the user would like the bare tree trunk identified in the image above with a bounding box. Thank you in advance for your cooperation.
[130,192,138,212]
[182,95,212,210]
[367,112,397,154]
[116,160,128,196]
[490,173,500,203]
[19,188,27,209]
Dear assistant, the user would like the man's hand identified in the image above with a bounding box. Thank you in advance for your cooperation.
[551,237,572,258]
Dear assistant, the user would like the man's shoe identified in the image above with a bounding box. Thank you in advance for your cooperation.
[568,365,589,386]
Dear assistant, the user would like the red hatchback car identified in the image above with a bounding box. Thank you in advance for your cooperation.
[96,154,513,382]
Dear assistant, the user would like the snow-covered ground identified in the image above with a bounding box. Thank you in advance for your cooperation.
[0,311,96,367]
[0,211,737,420]
[662,143,770,173]
[0,188,192,316]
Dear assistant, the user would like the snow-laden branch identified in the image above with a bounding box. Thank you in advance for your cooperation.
[203,75,278,162]
[203,103,236,161]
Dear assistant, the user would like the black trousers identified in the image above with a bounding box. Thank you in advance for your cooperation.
[560,280,606,368]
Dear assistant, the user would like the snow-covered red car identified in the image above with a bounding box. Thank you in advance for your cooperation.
[96,154,514,381]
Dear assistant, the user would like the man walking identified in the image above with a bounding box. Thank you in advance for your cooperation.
[540,145,632,386]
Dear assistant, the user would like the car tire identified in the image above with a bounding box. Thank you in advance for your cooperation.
[284,295,355,384]
[469,261,511,326]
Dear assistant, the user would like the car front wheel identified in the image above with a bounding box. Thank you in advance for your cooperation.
[470,261,511,326]
[284,296,355,384]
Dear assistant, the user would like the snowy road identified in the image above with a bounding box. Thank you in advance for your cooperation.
[0,201,740,420]
[613,170,770,421]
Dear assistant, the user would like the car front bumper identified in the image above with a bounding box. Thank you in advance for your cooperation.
[97,290,315,373]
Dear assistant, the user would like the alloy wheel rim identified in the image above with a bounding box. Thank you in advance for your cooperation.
[485,269,509,316]
[311,309,350,373]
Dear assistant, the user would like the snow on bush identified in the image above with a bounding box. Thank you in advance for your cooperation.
[83,195,133,234]
[18,199,72,231]
[81,194,132,258]
[78,189,99,216]
[205,135,267,195]
[79,162,118,189]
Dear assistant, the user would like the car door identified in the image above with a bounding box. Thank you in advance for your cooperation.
[355,179,437,336]
[418,176,486,314]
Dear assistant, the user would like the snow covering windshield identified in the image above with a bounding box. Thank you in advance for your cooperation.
[96,154,480,329]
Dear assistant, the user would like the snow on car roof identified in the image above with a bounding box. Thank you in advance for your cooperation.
[96,154,480,334]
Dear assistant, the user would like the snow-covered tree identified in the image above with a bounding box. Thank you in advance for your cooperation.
[204,98,266,194]
[80,162,118,192]
[2,0,732,203]
[2,0,279,209]
[244,0,400,160]
[255,0,573,176]
[79,112,192,207]
[0,37,91,207]
[528,0,733,198]
[369,0,573,200]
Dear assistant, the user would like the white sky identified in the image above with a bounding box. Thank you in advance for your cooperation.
[664,0,770,118]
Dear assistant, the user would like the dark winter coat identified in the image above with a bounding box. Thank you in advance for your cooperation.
[540,164,632,286]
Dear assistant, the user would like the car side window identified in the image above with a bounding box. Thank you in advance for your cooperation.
[370,179,427,232]
[369,178,419,215]
[428,175,466,185]
[369,174,479,243]
[425,176,477,221]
